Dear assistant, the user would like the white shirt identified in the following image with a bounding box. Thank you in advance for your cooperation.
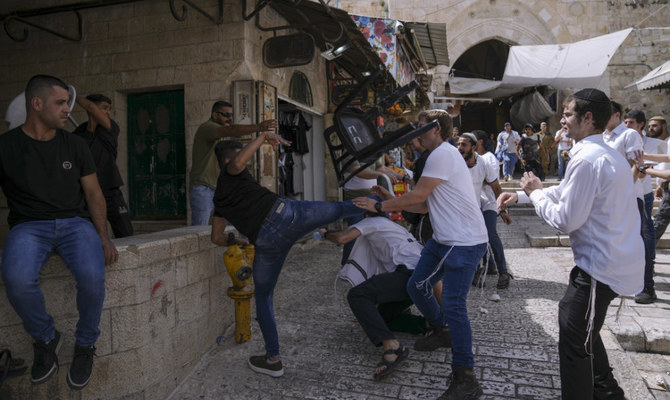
[517,135,643,295]
[421,142,488,246]
[480,152,501,212]
[555,129,573,151]
[603,122,644,199]
[657,137,670,186]
[642,136,666,194]
[338,217,423,286]
[497,130,520,153]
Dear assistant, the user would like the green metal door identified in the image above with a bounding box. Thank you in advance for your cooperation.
[127,90,186,220]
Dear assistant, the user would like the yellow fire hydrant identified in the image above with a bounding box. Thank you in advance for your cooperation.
[223,234,255,344]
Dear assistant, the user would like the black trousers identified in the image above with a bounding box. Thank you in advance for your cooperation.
[654,181,670,243]
[558,267,624,400]
[347,265,413,346]
[105,188,134,238]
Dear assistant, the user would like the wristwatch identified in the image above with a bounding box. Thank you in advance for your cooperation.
[374,201,383,213]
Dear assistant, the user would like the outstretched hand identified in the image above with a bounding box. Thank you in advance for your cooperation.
[370,185,394,201]
[352,196,377,212]
[520,172,542,196]
[497,192,518,210]
[264,132,291,151]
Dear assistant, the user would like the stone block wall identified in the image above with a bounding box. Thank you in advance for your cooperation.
[0,226,236,400]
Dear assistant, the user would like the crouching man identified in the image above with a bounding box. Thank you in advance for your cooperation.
[210,136,363,378]
[0,75,118,390]
[324,212,424,380]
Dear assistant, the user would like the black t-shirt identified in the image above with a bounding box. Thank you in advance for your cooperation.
[72,120,123,194]
[520,134,541,161]
[213,165,278,243]
[0,128,97,227]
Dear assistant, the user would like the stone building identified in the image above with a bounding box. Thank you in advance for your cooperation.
[336,0,670,132]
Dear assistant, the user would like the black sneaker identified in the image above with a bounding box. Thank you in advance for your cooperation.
[30,330,62,384]
[438,365,483,400]
[67,345,96,390]
[634,287,657,304]
[248,355,284,377]
[414,326,451,351]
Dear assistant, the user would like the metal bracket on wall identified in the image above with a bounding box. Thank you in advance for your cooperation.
[2,10,83,42]
[169,0,223,24]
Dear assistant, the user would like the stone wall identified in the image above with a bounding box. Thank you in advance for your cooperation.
[336,0,670,117]
[0,0,328,232]
[0,226,236,400]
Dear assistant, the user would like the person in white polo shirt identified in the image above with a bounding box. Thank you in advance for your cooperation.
[353,109,488,399]
[498,88,644,400]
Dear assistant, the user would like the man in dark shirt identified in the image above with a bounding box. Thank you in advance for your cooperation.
[519,123,545,181]
[210,135,362,378]
[0,75,117,390]
[73,94,133,237]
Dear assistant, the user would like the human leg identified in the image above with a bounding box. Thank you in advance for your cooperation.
[441,243,486,369]
[189,185,215,225]
[653,183,670,242]
[558,267,621,400]
[636,198,656,303]
[1,221,57,343]
[482,210,508,275]
[347,266,413,346]
[105,189,134,238]
[406,239,447,328]
[54,217,106,347]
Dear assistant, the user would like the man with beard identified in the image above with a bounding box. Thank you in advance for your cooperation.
[643,117,670,240]
[498,88,643,399]
[189,101,277,225]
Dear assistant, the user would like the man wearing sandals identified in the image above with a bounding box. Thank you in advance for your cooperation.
[498,89,643,399]
[354,109,488,399]
[211,137,363,378]
[324,212,423,380]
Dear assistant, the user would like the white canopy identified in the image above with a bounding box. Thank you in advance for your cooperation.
[449,28,633,97]
[628,60,670,91]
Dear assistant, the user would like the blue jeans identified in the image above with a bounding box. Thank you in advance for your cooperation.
[190,185,215,225]
[502,152,517,178]
[406,239,487,369]
[252,198,362,357]
[557,149,570,180]
[639,197,656,290]
[1,217,105,346]
[483,210,507,274]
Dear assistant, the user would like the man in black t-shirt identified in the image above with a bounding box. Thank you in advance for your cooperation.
[210,135,362,378]
[519,123,545,181]
[0,75,117,390]
[73,94,133,237]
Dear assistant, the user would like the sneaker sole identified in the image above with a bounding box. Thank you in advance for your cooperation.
[247,359,284,378]
[66,369,91,390]
[30,332,63,385]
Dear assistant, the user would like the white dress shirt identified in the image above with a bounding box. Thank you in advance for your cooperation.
[517,134,644,295]
[603,122,644,199]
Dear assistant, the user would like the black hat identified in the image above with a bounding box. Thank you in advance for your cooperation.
[573,88,610,104]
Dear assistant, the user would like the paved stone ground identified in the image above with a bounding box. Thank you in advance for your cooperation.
[166,224,663,399]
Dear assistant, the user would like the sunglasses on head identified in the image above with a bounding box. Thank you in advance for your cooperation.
[215,111,233,118]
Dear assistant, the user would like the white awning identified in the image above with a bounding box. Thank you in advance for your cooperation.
[628,60,670,91]
[449,28,633,97]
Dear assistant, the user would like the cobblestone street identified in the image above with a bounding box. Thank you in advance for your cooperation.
[167,210,667,399]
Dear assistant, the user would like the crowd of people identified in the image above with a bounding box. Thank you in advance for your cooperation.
[0,73,666,400]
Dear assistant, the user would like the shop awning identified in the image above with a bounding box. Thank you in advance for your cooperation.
[627,60,670,90]
[449,28,633,97]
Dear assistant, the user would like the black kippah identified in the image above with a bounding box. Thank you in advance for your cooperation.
[573,88,610,104]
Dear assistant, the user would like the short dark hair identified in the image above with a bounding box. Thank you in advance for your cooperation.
[472,130,490,147]
[215,140,243,169]
[625,109,646,124]
[610,101,623,116]
[417,109,452,140]
[364,210,389,219]
[86,93,112,105]
[212,101,233,113]
[25,74,68,109]
[564,88,612,132]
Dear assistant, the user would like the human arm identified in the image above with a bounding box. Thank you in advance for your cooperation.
[81,173,118,265]
[644,153,670,163]
[216,119,278,139]
[226,131,291,175]
[76,96,112,131]
[323,227,362,245]
[354,176,440,214]
[211,216,230,246]
[639,166,670,181]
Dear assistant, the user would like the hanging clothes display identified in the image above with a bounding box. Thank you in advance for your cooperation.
[278,111,311,198]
